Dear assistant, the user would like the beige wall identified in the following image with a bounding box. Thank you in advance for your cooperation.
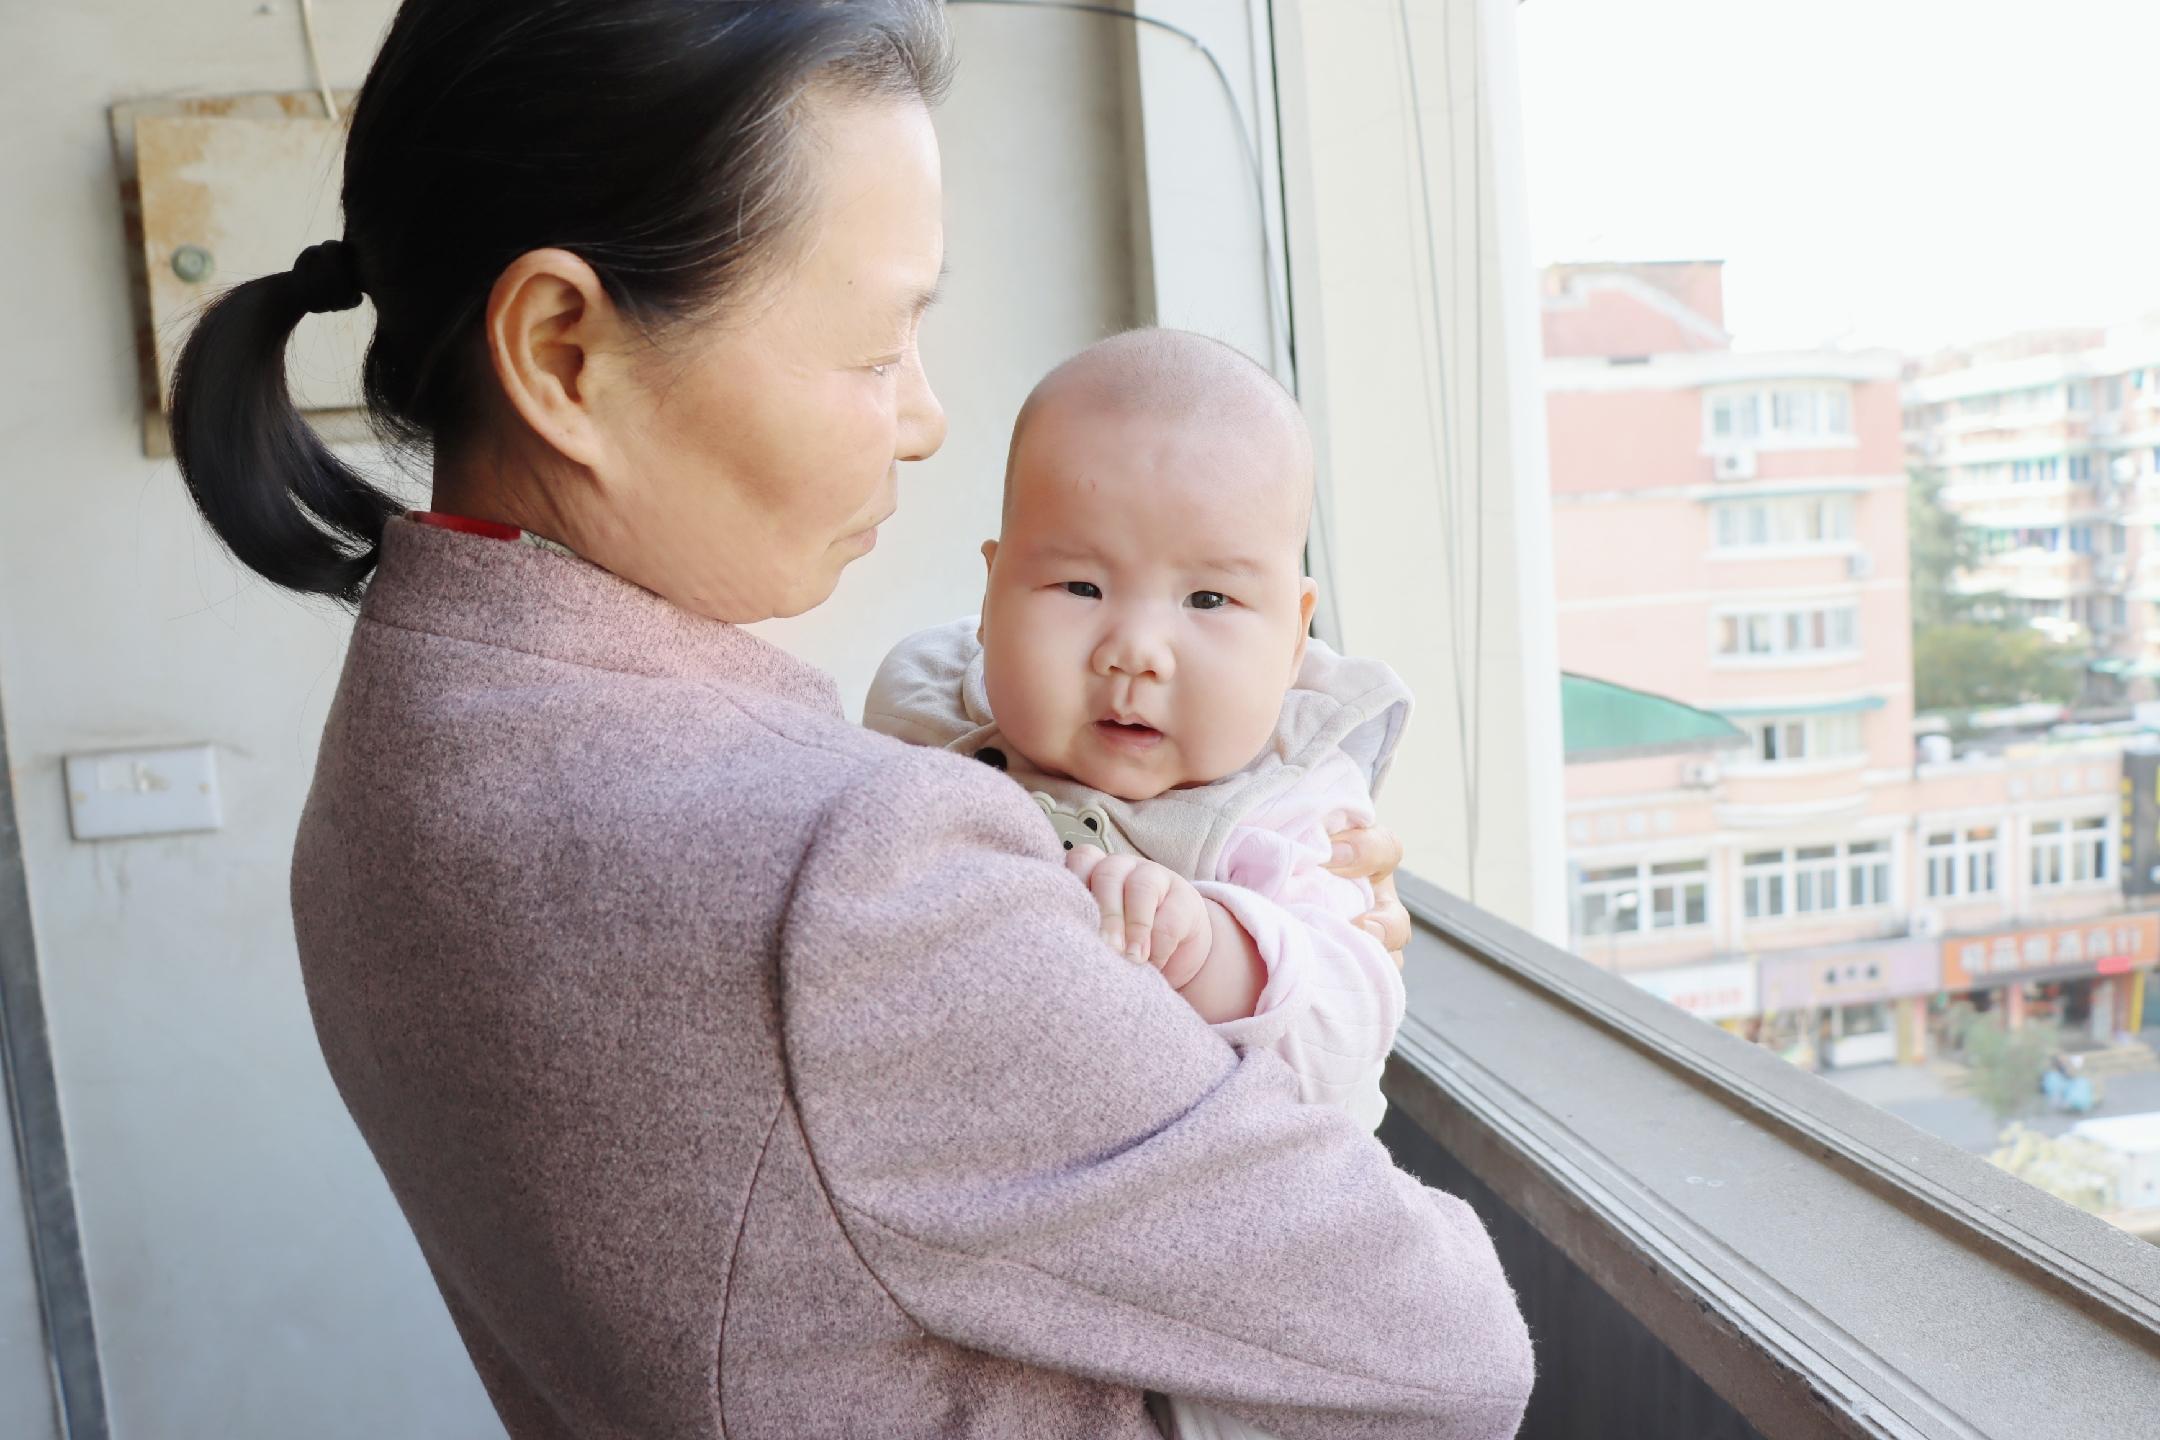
[1275,0,1568,940]
[752,4,1146,714]
[0,4,1146,1435]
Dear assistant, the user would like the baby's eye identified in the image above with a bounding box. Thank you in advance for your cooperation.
[1188,591,1231,611]
[868,361,896,378]
[1062,581,1102,599]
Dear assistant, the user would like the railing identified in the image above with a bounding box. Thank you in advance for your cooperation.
[1381,875,2160,1440]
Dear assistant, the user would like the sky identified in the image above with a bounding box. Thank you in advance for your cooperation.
[1515,0,2160,355]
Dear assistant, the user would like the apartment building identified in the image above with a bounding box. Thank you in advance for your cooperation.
[1547,262,2151,1067]
[1904,321,2160,693]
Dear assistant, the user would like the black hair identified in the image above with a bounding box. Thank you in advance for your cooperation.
[169,0,951,603]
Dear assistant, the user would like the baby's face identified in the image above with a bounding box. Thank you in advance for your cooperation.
[980,400,1317,801]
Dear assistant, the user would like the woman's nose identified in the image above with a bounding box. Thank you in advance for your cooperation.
[896,355,947,463]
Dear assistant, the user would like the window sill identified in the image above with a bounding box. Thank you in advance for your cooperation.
[1706,544,1863,563]
[1386,875,2160,1438]
[1721,756,1868,780]
[1739,900,1898,928]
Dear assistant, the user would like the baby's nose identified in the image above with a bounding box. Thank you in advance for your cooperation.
[1098,621,1174,680]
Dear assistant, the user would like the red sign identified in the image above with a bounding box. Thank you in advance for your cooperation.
[1942,914,2160,989]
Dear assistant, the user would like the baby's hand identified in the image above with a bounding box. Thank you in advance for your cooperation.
[1063,848,1213,989]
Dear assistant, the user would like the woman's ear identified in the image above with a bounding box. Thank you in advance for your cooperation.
[484,248,621,473]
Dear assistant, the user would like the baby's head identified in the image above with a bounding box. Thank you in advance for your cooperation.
[979,329,1318,802]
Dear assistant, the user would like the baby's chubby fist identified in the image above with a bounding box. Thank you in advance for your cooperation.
[1062,848,1213,990]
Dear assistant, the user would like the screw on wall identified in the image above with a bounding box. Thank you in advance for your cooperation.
[171,245,213,284]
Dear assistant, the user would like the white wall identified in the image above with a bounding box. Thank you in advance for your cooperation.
[0,2,1146,1436]
[0,3,498,1435]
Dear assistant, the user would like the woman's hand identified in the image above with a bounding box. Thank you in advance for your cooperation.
[1326,823,1409,968]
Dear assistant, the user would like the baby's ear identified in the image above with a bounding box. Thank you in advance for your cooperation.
[1292,577,1319,675]
[978,540,999,644]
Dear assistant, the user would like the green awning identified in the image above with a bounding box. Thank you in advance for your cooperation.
[1562,674,1751,761]
[1712,694,1889,719]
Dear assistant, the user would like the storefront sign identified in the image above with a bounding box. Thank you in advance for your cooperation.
[2124,750,2160,898]
[1625,959,1757,1020]
[1759,938,1940,1012]
[1941,914,2160,990]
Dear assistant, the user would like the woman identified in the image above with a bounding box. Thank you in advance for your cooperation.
[169,3,1533,1436]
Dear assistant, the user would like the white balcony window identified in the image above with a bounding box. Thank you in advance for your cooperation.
[1744,839,1895,920]
[1714,603,1861,662]
[1925,824,2002,899]
[1578,859,1708,938]
[2029,814,2111,889]
[1704,382,1856,450]
[1745,711,1864,763]
[1710,494,1856,551]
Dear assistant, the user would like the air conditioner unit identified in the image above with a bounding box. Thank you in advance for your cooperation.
[1911,908,1944,939]
[1713,450,1757,481]
[1681,760,1721,788]
[1846,550,1876,580]
[2112,454,2140,483]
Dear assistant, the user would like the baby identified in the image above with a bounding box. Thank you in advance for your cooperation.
[866,327,1411,1133]
[867,329,1411,1439]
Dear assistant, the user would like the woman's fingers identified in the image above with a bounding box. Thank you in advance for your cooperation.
[1325,822,1404,880]
[1366,871,1411,966]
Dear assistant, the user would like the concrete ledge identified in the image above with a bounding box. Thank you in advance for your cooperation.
[1389,873,2160,1439]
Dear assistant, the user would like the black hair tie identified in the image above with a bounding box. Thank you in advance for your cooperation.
[289,240,365,314]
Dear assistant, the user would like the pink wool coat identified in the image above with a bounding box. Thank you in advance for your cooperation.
[291,517,1534,1439]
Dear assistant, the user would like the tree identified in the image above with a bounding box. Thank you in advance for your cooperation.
[1914,623,2081,713]
[1908,466,1982,630]
[1950,1006,2061,1125]
[1908,466,2082,715]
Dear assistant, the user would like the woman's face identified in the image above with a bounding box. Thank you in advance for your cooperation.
[590,96,949,623]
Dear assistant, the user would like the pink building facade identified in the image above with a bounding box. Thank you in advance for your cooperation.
[1546,262,2151,1067]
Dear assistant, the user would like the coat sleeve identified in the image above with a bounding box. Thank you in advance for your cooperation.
[778,746,1533,1440]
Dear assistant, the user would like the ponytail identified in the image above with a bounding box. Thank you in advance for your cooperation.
[169,0,951,605]
[168,241,400,605]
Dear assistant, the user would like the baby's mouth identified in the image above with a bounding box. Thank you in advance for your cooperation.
[1092,717,1164,753]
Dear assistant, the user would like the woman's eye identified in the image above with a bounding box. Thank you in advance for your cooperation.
[869,362,896,378]
[1189,591,1230,611]
[1062,581,1102,599]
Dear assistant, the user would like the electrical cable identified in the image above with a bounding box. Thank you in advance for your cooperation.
[946,0,1289,365]
[298,0,340,122]
[958,0,1487,885]
[1398,0,1484,898]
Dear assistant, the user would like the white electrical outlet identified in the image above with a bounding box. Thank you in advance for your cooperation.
[63,745,223,841]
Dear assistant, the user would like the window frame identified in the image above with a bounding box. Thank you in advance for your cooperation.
[1925,823,2003,900]
[1703,381,1859,452]
[2029,813,2113,892]
[1712,601,1863,665]
[1742,839,1897,922]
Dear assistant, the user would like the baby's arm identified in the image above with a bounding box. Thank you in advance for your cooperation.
[1060,849,1267,1023]
[1193,755,1407,1125]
